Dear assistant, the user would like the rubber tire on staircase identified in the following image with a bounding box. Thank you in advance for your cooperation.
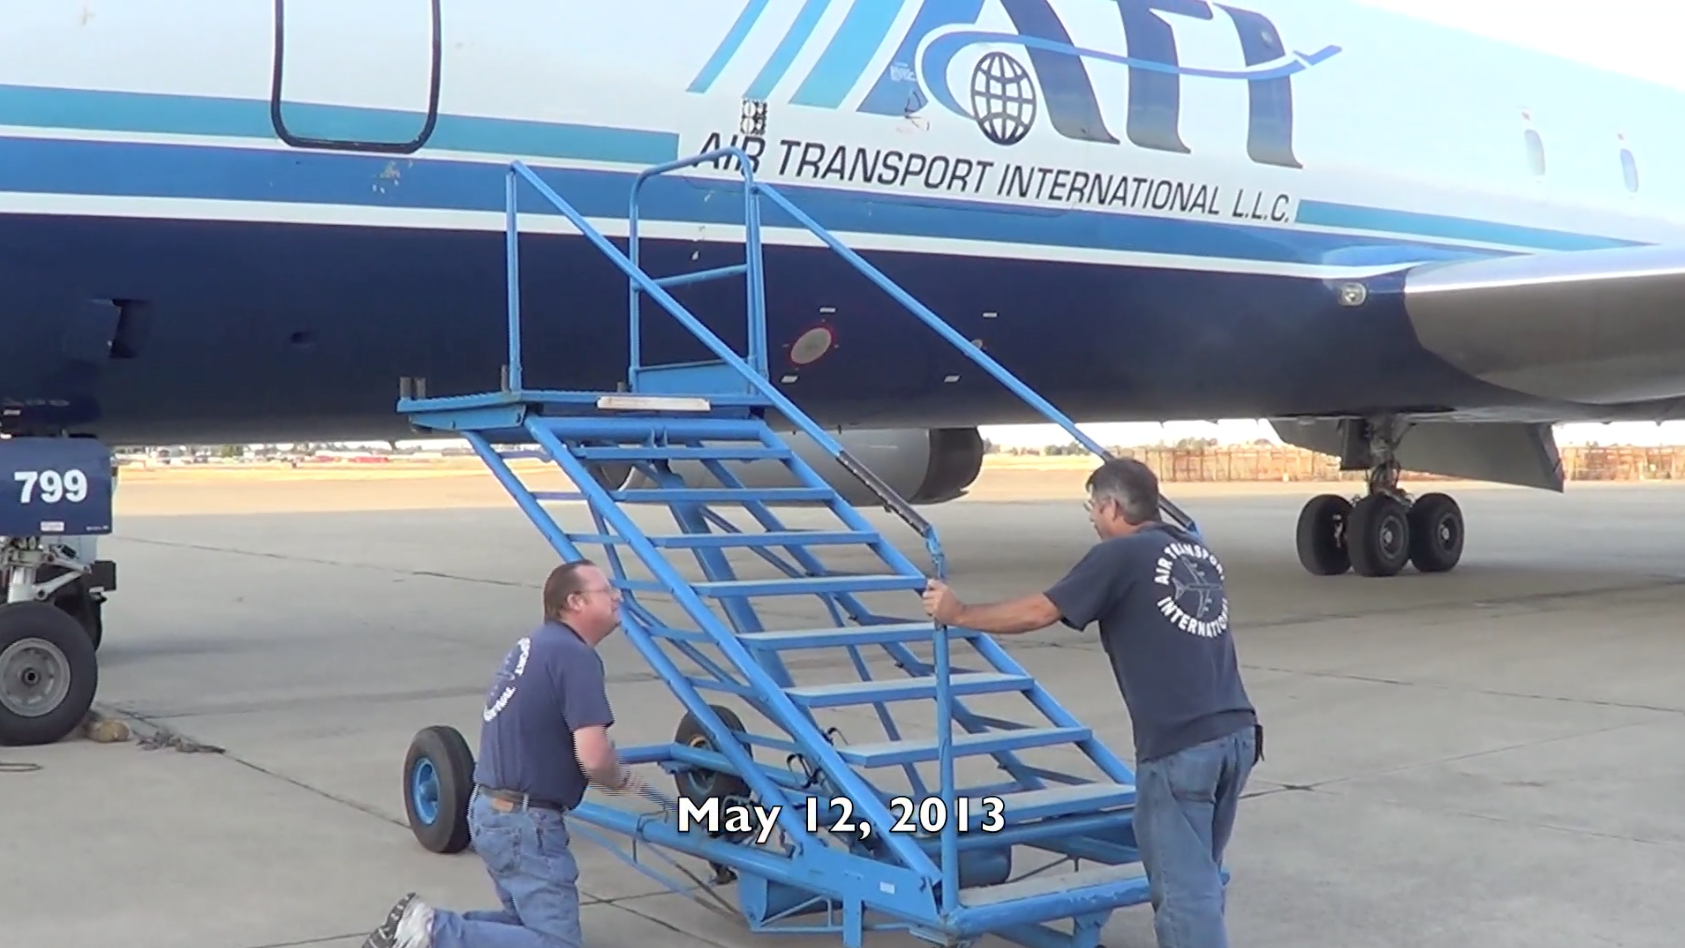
[405,724,477,854]
[673,704,753,804]
[675,705,755,884]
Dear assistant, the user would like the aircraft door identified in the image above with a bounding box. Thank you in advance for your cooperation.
[270,0,442,153]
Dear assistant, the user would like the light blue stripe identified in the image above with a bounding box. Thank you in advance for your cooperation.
[0,83,274,139]
[0,83,677,166]
[427,114,675,167]
[687,0,773,94]
[277,102,430,148]
[1296,200,1640,253]
[791,0,904,107]
[745,0,834,101]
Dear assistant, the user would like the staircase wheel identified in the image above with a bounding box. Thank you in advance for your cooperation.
[674,705,753,804]
[404,724,476,854]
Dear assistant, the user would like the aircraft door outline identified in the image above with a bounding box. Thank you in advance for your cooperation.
[268,0,443,154]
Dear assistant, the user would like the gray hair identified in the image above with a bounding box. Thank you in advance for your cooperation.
[1085,457,1161,525]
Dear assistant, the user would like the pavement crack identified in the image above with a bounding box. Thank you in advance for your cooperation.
[113,536,533,589]
[1237,575,1685,629]
[244,933,367,948]
[226,754,409,829]
[1243,663,1685,715]
[1279,719,1653,794]
[104,704,410,832]
[1314,784,1685,851]
[592,891,746,948]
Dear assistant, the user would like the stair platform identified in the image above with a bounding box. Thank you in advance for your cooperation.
[395,148,1212,948]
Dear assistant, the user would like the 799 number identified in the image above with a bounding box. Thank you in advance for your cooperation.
[15,468,90,504]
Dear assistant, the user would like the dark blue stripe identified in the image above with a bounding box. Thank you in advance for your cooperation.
[1296,199,1640,252]
[0,83,678,167]
[0,135,1518,268]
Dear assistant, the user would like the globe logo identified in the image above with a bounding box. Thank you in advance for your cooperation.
[968,51,1037,146]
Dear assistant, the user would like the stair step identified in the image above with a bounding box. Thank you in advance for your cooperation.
[836,727,1091,768]
[959,862,1147,908]
[400,390,769,421]
[737,622,957,649]
[570,530,879,550]
[652,262,748,289]
[606,487,834,503]
[978,783,1135,827]
[570,445,791,461]
[596,392,719,412]
[660,530,876,549]
[534,415,771,441]
[695,574,926,598]
[635,360,753,397]
[785,672,1032,708]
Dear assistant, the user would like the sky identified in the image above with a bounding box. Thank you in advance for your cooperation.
[983,0,1685,451]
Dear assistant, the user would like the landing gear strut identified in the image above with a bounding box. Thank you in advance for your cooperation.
[0,436,117,744]
[1295,417,1465,578]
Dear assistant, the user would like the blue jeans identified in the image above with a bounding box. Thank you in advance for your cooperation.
[1132,725,1257,948]
[429,790,584,948]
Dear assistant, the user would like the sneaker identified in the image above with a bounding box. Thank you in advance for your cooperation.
[362,893,434,948]
[393,895,436,948]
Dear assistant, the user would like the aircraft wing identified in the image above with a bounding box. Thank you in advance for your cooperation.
[1402,244,1685,405]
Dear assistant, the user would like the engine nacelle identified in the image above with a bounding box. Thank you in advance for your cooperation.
[614,427,987,507]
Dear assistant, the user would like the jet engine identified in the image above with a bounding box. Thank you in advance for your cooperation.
[607,427,987,507]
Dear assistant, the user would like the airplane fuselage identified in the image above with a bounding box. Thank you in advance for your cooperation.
[10,0,1685,751]
[4,0,1685,445]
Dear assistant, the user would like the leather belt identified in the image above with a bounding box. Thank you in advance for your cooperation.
[476,785,569,812]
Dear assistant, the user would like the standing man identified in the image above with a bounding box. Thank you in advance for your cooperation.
[363,559,645,948]
[921,457,1259,948]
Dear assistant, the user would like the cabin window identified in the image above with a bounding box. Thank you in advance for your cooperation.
[1620,148,1640,192]
[1523,129,1546,176]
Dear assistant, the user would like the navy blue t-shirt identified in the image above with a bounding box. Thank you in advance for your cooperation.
[1043,523,1256,763]
[473,620,614,809]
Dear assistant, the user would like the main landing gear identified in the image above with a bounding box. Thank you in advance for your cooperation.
[0,436,117,745]
[1294,418,1465,578]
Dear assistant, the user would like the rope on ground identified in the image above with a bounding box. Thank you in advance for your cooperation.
[0,759,42,773]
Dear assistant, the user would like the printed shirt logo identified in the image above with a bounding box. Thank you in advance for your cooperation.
[1152,541,1229,638]
[483,637,531,722]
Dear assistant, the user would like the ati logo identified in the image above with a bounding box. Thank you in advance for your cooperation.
[690,0,1340,169]
[1153,540,1230,638]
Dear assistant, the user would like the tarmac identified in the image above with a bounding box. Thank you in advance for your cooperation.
[4,462,1684,948]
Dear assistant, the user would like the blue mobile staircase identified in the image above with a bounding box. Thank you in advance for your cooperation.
[399,149,1204,948]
